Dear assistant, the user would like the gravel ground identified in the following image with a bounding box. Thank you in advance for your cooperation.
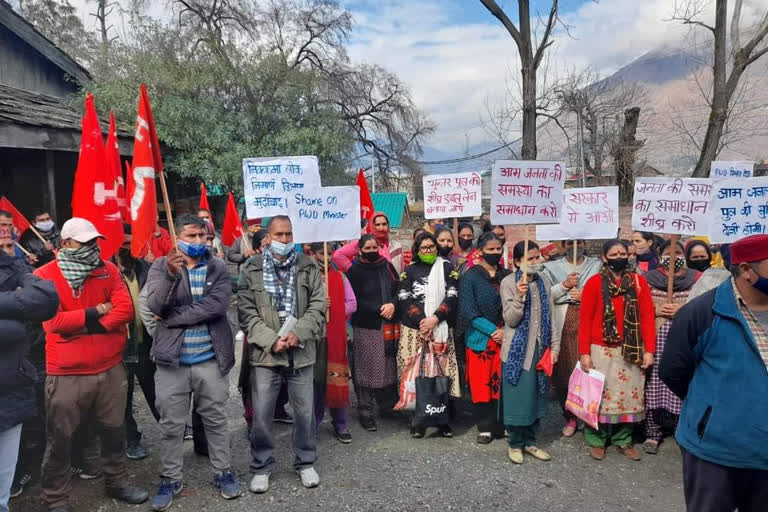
[14,343,685,512]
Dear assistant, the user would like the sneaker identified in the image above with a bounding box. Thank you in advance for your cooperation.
[642,440,659,455]
[410,427,425,439]
[183,425,193,440]
[73,466,102,480]
[214,469,242,500]
[106,485,149,505]
[439,425,453,438]
[561,419,577,437]
[273,409,294,424]
[359,417,377,432]
[334,429,352,444]
[151,479,183,511]
[524,446,551,461]
[507,447,524,464]
[235,330,245,343]
[476,432,493,445]
[297,467,320,488]
[126,441,148,460]
[249,474,269,494]
[9,473,31,498]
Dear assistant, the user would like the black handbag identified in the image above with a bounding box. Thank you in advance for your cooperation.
[412,345,451,428]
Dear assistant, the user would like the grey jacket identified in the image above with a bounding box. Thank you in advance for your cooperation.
[237,253,325,369]
[145,255,235,374]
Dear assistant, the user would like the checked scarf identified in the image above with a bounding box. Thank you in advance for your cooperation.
[56,244,102,292]
[504,270,552,395]
[601,267,643,366]
[262,248,298,319]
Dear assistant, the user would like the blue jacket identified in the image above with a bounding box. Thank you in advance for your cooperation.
[660,278,768,470]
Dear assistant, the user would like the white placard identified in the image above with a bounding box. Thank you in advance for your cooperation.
[536,186,619,240]
[490,160,566,225]
[709,177,768,243]
[422,172,482,219]
[288,186,361,243]
[710,161,755,180]
[243,156,322,219]
[631,178,713,235]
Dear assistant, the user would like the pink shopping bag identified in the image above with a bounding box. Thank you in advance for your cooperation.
[564,362,605,430]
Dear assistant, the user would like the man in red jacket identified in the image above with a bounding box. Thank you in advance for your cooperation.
[34,218,148,512]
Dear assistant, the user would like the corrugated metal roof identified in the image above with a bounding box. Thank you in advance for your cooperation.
[372,192,409,229]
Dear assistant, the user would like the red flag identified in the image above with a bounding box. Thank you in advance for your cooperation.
[71,94,124,259]
[199,182,210,211]
[127,84,161,257]
[106,112,128,221]
[0,196,32,236]
[221,192,243,247]
[357,168,374,231]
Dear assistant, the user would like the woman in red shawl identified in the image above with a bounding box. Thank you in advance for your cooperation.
[333,212,403,273]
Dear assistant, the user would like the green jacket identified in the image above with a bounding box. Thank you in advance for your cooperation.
[237,253,326,369]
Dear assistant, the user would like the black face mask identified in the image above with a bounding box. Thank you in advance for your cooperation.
[497,238,506,246]
[361,251,380,262]
[605,257,629,272]
[482,252,502,267]
[438,246,453,257]
[458,238,473,250]
[687,259,711,272]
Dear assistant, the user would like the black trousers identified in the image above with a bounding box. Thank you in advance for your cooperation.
[125,341,160,443]
[682,447,768,512]
[14,362,46,480]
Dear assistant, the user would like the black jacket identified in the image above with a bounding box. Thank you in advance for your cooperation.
[397,259,459,330]
[0,254,58,431]
[346,259,399,330]
[19,227,61,268]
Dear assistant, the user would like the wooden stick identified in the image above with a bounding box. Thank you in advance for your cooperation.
[157,170,178,248]
[27,224,48,245]
[572,241,578,267]
[323,242,330,321]
[521,226,530,284]
[452,217,459,255]
[667,234,680,303]
[14,241,31,257]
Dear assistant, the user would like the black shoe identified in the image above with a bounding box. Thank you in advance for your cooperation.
[106,486,149,505]
[126,441,148,460]
[183,425,193,440]
[334,429,352,444]
[10,473,30,498]
[476,433,493,444]
[194,443,209,457]
[440,425,453,438]
[273,409,294,424]
[360,417,377,432]
[410,427,425,439]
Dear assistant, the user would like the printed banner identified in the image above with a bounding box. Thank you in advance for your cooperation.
[490,160,566,225]
[243,156,322,219]
[536,186,619,240]
[710,161,755,180]
[709,177,768,243]
[288,186,361,243]
[422,172,482,219]
[631,178,713,236]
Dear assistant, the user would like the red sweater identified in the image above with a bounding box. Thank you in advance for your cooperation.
[34,260,134,375]
[578,272,656,356]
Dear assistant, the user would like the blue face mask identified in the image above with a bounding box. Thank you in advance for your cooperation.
[178,240,207,259]
[270,240,294,257]
[752,268,768,296]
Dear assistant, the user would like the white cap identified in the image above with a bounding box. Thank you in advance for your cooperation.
[60,218,105,243]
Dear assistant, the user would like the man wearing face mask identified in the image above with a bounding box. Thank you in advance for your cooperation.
[34,218,148,511]
[144,214,241,510]
[238,216,326,493]
[661,234,768,512]
[20,210,61,268]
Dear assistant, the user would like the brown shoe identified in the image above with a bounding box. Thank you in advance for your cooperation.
[619,445,642,461]
[590,446,605,460]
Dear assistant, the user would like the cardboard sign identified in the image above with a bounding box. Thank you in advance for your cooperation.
[490,160,566,225]
[243,156,321,219]
[288,186,361,243]
[631,178,713,236]
[536,186,619,240]
[709,177,768,243]
[710,161,754,180]
[422,172,482,219]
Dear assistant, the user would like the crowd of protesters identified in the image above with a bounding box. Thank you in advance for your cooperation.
[0,206,766,512]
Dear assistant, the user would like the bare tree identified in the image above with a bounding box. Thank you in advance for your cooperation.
[612,107,646,203]
[88,0,119,44]
[671,0,768,176]
[479,0,560,159]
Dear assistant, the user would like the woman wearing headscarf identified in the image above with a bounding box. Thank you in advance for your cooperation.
[397,232,460,438]
[345,235,400,432]
[540,240,602,437]
[333,213,403,273]
[685,239,712,273]
[641,239,700,454]
[457,233,511,444]
[500,241,559,464]
[579,239,656,461]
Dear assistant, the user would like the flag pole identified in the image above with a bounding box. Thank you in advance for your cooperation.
[14,241,31,257]
[323,242,330,322]
[26,224,48,245]
[158,171,177,248]
[521,225,529,284]
[666,234,680,303]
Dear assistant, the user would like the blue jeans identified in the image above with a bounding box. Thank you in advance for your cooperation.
[0,424,22,512]
[250,365,316,474]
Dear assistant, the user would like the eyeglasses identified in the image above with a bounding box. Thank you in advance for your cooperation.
[419,244,436,253]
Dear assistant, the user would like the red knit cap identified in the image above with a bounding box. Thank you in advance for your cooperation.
[730,234,768,264]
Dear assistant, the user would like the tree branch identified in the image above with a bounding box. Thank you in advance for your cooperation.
[478,0,522,47]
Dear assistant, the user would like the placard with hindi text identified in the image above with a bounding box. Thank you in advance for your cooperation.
[422,172,482,219]
[631,178,713,236]
[490,160,566,225]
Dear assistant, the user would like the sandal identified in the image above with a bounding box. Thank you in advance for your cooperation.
[642,440,659,455]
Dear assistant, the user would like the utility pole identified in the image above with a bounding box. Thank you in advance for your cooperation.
[576,109,586,188]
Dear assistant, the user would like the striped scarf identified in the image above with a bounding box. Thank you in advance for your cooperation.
[504,271,552,395]
[262,248,297,319]
[57,244,102,291]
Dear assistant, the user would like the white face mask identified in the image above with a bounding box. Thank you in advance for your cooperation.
[526,263,543,275]
[36,220,55,232]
